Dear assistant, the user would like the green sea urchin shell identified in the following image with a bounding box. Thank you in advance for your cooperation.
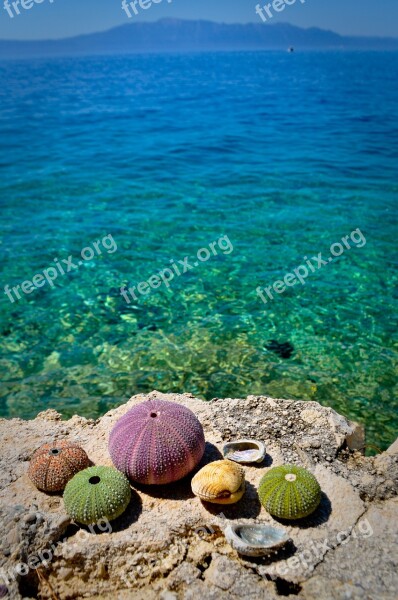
[258,465,321,520]
[63,466,131,525]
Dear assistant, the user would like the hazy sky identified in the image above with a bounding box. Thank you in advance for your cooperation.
[1,0,398,40]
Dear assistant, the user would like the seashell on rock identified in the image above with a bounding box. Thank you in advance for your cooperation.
[191,460,245,504]
[224,523,290,556]
[223,439,266,464]
[258,464,321,520]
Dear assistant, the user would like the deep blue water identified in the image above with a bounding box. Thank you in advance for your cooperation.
[0,52,397,450]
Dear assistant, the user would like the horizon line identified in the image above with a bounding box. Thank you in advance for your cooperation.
[2,17,398,44]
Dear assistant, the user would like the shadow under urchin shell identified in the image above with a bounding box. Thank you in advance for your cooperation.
[200,480,262,519]
[28,440,91,493]
[272,492,332,528]
[130,443,224,502]
[108,399,206,485]
[258,465,322,521]
[63,466,131,525]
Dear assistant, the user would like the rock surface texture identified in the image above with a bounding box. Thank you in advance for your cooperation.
[0,392,397,600]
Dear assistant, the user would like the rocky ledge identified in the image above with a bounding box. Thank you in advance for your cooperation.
[0,392,397,600]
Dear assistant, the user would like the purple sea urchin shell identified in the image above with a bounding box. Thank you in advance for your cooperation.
[109,400,205,485]
[0,585,8,598]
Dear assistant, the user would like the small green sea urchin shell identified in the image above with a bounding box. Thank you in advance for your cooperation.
[258,465,321,520]
[63,466,131,525]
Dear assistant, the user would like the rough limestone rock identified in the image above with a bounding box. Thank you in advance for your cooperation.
[0,391,397,600]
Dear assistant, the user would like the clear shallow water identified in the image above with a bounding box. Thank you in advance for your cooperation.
[0,52,397,450]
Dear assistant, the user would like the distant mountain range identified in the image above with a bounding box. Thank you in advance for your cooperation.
[1,19,398,60]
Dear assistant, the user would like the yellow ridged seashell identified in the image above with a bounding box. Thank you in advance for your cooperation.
[191,460,245,504]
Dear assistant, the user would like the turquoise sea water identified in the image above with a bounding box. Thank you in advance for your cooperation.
[0,52,397,450]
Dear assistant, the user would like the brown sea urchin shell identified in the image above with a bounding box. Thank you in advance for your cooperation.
[28,441,91,492]
[191,460,245,504]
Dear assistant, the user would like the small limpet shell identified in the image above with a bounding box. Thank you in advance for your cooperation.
[191,460,245,504]
[224,523,290,557]
[223,439,266,464]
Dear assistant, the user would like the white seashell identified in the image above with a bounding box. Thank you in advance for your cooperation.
[223,439,266,464]
[224,523,290,557]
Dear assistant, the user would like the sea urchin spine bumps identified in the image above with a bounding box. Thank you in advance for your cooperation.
[109,399,206,485]
[63,466,131,525]
[258,464,321,520]
[28,441,91,492]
